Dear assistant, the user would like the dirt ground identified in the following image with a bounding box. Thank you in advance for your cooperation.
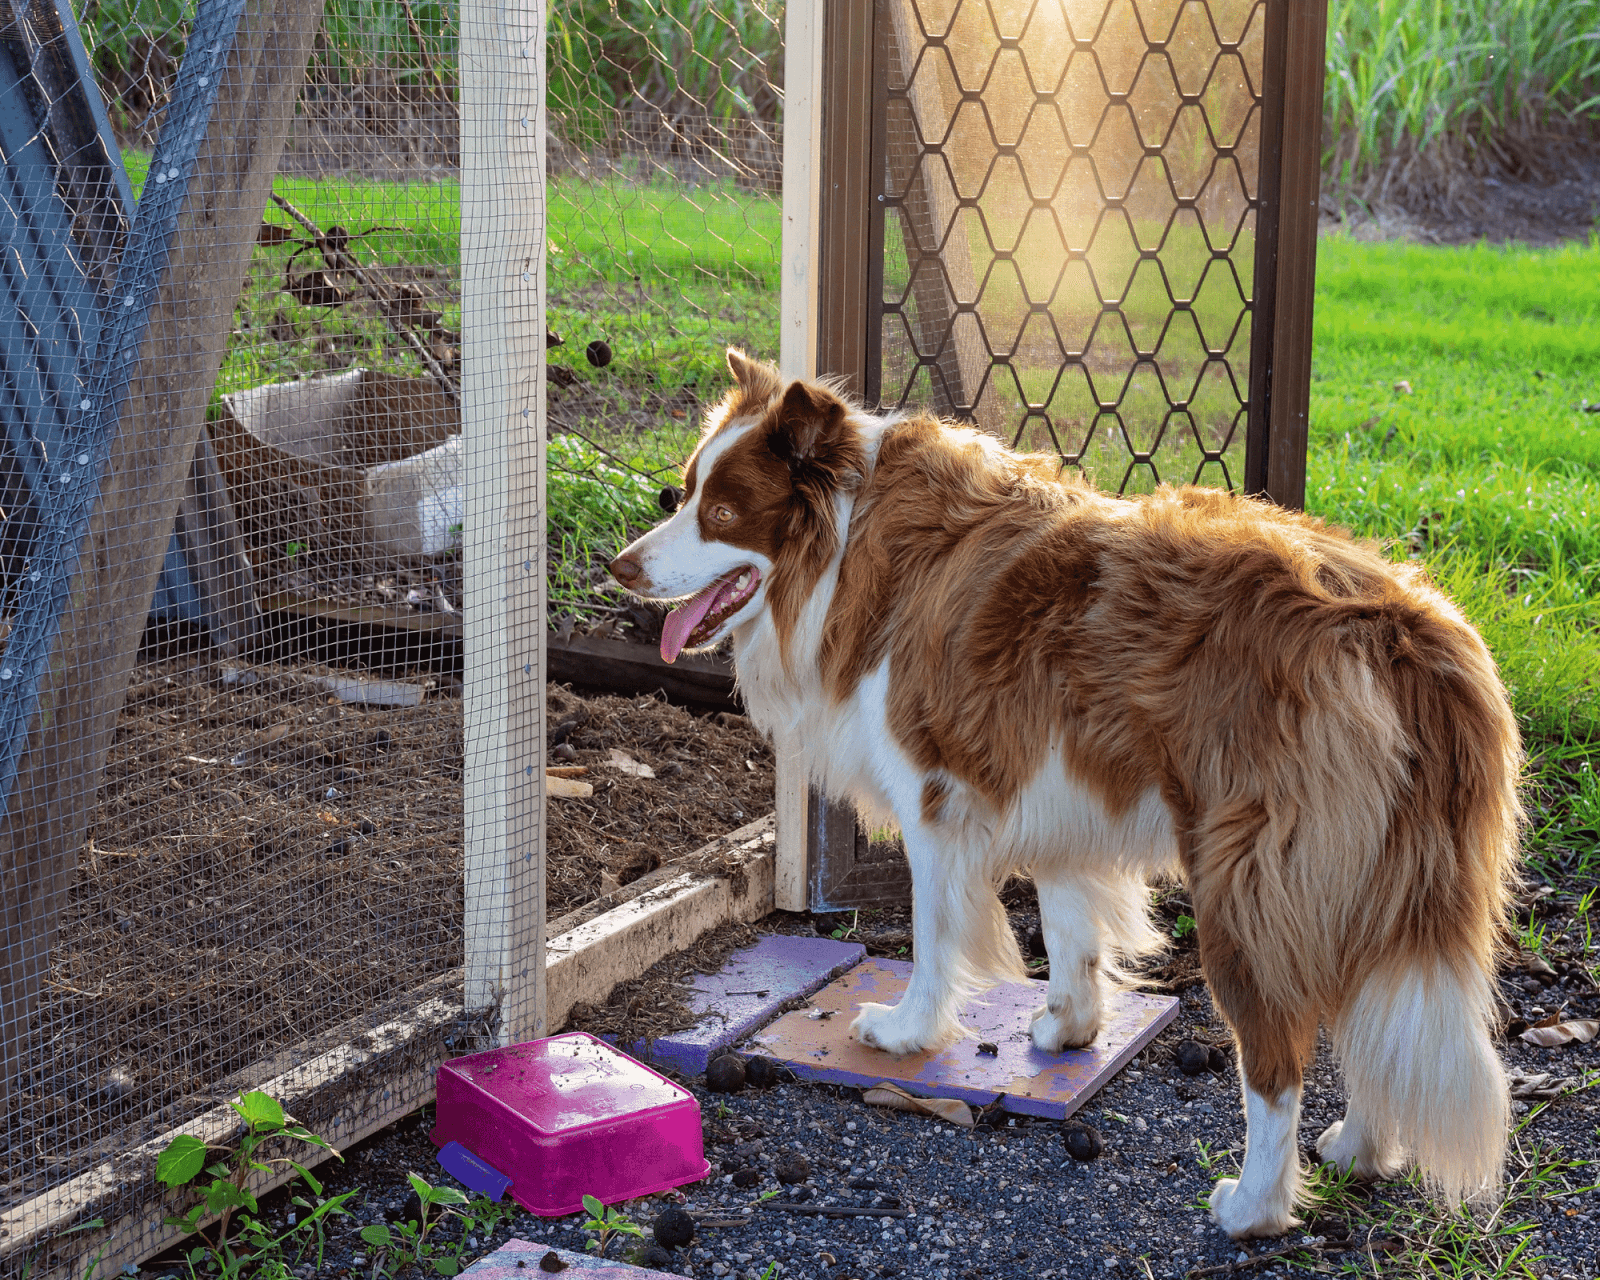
[1322,146,1600,245]
[3,664,774,1212]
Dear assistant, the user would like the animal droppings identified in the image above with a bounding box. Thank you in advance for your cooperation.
[1175,1040,1210,1076]
[705,1053,747,1093]
[1062,1120,1104,1162]
[776,1153,811,1185]
[653,1205,696,1249]
[586,339,612,368]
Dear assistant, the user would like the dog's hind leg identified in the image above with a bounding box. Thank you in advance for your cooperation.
[852,822,1017,1056]
[1199,918,1317,1239]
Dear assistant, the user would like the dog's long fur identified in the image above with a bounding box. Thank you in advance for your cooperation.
[610,351,1523,1238]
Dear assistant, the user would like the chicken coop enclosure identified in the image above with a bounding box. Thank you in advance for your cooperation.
[0,0,1322,1275]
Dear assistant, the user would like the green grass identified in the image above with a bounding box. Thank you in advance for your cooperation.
[1306,235,1600,757]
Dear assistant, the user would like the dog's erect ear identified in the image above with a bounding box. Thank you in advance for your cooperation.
[726,348,781,399]
[766,380,848,471]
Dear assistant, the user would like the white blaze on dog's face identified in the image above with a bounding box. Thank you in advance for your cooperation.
[609,348,861,663]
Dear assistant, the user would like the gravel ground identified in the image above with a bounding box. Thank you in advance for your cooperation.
[132,901,1599,1280]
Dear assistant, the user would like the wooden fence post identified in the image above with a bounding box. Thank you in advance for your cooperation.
[1245,0,1329,510]
[774,0,823,913]
[460,0,548,1043]
[0,0,327,1115]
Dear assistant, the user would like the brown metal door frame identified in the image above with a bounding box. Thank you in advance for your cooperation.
[807,0,1329,910]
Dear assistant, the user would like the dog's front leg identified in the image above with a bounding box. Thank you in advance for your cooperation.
[850,823,971,1056]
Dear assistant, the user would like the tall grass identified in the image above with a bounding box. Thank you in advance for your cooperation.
[1324,0,1600,205]
[549,0,782,135]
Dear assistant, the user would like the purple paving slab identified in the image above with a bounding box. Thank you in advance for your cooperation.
[748,958,1178,1120]
[632,935,866,1075]
[461,1238,673,1278]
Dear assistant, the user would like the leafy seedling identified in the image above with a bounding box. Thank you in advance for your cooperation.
[359,1172,471,1277]
[155,1090,354,1280]
[580,1194,643,1259]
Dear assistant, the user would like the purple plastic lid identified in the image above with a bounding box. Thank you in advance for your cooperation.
[437,1139,513,1201]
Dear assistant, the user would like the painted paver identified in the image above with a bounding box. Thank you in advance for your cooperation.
[460,1238,673,1277]
[747,958,1178,1119]
[634,935,866,1074]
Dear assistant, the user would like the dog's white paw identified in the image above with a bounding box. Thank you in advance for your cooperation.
[1207,1177,1299,1240]
[1316,1120,1405,1181]
[851,1002,948,1056]
[1029,1001,1101,1053]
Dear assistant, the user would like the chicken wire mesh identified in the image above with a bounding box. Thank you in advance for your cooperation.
[875,0,1265,494]
[0,0,538,1271]
[0,0,787,1265]
[542,0,783,641]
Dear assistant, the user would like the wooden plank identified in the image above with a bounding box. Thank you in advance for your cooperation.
[815,0,877,400]
[0,0,328,1121]
[3,974,462,1280]
[545,631,737,711]
[459,0,548,1046]
[1263,0,1328,510]
[1243,0,1327,510]
[545,829,777,1028]
[773,740,811,913]
[1,819,779,1279]
[256,589,464,638]
[779,0,823,381]
[546,815,774,938]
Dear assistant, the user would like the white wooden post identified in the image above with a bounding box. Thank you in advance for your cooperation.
[774,0,824,914]
[461,0,547,1042]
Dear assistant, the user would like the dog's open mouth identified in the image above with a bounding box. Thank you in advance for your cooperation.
[660,567,761,663]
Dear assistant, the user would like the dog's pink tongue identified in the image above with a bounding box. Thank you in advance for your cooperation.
[660,580,726,664]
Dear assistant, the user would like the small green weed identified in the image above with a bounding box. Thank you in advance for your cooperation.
[357,1171,507,1277]
[1172,914,1197,941]
[155,1091,356,1279]
[580,1194,644,1259]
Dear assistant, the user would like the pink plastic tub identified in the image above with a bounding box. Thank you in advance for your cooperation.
[431,1032,710,1216]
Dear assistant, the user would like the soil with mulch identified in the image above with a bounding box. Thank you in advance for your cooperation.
[0,664,773,1212]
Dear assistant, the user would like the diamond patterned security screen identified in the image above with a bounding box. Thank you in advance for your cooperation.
[802,0,1327,908]
[879,0,1263,492]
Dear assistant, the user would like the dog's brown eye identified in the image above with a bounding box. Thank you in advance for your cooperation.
[712,505,735,524]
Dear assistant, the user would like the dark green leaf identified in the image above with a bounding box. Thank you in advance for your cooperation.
[288,1161,323,1196]
[361,1224,393,1248]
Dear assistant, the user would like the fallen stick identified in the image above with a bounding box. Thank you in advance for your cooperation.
[760,1203,910,1219]
[1184,1237,1401,1277]
[268,192,459,403]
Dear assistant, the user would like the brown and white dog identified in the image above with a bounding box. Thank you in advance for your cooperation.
[609,350,1522,1238]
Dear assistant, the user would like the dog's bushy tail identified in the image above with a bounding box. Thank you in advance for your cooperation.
[1334,959,1509,1205]
[1333,584,1522,1205]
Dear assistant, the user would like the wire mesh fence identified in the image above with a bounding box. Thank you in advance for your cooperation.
[0,0,1299,1270]
[543,0,783,644]
[0,0,786,1269]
